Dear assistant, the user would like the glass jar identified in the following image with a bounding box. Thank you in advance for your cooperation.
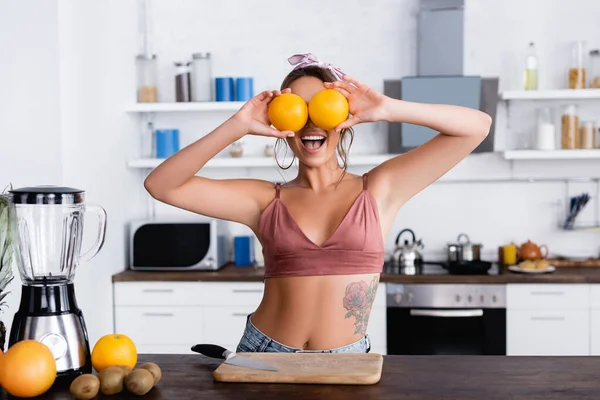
[174,61,192,102]
[590,50,600,88]
[561,105,579,149]
[136,54,158,102]
[569,41,587,89]
[229,141,244,158]
[535,107,555,150]
[264,144,274,157]
[192,52,212,102]
[580,121,596,149]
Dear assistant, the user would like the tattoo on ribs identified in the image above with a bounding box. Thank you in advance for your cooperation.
[342,275,379,335]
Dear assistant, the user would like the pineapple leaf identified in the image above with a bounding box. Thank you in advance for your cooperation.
[0,187,16,314]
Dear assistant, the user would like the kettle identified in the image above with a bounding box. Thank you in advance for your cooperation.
[391,229,424,270]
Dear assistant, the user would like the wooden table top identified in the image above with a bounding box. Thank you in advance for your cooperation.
[5,354,600,400]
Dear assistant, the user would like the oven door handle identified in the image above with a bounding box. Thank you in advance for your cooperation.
[410,309,484,317]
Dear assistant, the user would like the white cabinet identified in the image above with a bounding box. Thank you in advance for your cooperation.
[507,284,591,356]
[113,281,263,354]
[113,281,387,354]
[589,285,600,355]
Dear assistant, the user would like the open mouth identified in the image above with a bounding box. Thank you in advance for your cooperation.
[300,135,326,151]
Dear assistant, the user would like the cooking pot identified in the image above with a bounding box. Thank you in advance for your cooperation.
[447,233,482,263]
[391,229,424,271]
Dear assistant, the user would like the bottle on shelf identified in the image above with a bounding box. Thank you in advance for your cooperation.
[523,42,538,91]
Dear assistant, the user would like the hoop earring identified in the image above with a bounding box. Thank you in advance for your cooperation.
[274,138,296,170]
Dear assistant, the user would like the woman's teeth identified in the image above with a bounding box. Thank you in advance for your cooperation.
[301,136,326,150]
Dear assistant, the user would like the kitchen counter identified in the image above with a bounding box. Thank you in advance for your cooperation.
[112,263,600,284]
[11,354,600,400]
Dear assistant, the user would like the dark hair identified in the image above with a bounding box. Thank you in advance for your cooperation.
[274,66,354,172]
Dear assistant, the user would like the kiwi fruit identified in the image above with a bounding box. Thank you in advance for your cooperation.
[99,366,126,395]
[124,369,155,395]
[69,374,100,400]
[139,362,162,386]
[116,364,133,375]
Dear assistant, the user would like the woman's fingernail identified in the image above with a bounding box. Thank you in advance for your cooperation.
[288,133,295,137]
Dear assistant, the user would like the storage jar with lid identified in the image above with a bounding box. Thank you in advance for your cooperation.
[561,105,579,149]
[569,41,587,89]
[174,61,192,102]
[192,52,212,102]
[136,54,158,103]
[590,49,600,88]
[580,121,596,149]
[535,107,555,150]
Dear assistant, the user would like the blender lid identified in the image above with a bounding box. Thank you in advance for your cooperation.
[9,186,85,204]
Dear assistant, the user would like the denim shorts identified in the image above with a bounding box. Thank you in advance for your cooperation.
[236,314,371,353]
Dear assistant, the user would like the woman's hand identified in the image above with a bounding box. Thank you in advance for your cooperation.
[232,89,295,138]
[324,76,390,131]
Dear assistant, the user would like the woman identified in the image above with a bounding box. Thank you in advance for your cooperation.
[144,53,492,353]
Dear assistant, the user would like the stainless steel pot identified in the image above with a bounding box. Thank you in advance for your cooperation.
[447,233,482,263]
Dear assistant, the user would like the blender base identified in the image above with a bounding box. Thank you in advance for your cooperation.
[9,283,92,379]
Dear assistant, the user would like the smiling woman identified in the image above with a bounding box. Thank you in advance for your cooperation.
[143,52,492,354]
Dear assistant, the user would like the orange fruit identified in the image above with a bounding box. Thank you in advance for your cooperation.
[91,334,137,372]
[0,348,4,386]
[308,89,349,130]
[1,340,57,398]
[268,93,308,132]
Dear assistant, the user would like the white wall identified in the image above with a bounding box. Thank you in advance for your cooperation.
[1,0,599,346]
[0,0,63,347]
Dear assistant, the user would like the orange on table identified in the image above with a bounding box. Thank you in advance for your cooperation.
[268,93,308,132]
[308,89,349,130]
[91,333,138,372]
[0,340,57,398]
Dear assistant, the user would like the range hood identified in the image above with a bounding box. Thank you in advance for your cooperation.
[417,0,466,76]
[386,0,498,154]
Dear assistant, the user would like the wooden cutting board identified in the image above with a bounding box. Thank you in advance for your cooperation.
[213,352,384,385]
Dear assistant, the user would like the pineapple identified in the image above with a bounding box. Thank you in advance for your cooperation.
[0,185,16,351]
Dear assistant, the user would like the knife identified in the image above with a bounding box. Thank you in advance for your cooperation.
[191,344,278,372]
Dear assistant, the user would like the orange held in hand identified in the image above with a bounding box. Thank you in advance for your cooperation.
[268,93,308,132]
[0,340,57,398]
[91,334,138,372]
[308,89,349,131]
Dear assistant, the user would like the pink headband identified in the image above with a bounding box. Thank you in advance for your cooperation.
[287,53,346,81]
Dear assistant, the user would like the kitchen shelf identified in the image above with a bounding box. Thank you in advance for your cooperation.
[503,150,600,160]
[128,154,397,169]
[126,102,245,113]
[501,89,600,101]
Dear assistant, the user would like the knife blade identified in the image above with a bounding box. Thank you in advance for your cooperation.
[191,344,278,372]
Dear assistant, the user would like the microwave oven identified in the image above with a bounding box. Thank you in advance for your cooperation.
[127,219,229,271]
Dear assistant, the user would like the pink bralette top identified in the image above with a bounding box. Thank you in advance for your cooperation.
[258,174,385,279]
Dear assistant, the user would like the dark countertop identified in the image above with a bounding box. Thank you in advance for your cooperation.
[11,354,600,400]
[112,263,600,284]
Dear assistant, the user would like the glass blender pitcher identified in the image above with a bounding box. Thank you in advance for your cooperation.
[8,186,106,379]
[10,186,106,284]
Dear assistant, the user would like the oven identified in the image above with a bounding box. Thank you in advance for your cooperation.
[386,284,506,355]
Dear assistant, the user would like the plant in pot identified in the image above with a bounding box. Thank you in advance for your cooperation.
[0,185,16,351]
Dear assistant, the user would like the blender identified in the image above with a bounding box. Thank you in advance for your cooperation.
[7,186,106,379]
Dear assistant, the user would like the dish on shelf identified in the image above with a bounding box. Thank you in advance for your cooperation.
[508,259,556,274]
